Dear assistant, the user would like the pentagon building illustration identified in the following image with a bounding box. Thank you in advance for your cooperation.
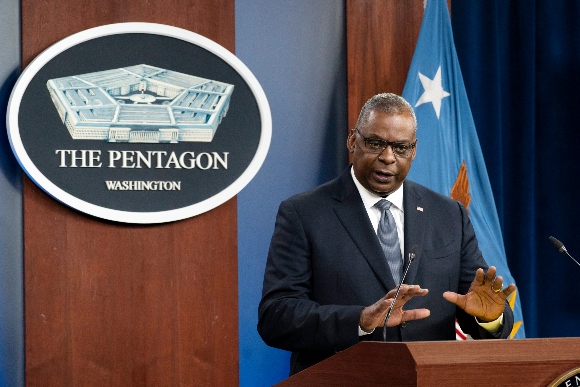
[46,64,234,143]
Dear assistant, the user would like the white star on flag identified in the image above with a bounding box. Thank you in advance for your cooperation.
[415,66,450,119]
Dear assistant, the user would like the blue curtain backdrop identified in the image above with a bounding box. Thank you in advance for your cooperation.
[452,0,580,338]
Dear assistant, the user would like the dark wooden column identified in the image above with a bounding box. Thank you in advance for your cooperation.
[346,0,425,130]
[346,0,452,129]
[21,1,237,386]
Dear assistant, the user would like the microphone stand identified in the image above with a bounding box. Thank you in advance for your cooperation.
[562,251,580,267]
[383,251,416,342]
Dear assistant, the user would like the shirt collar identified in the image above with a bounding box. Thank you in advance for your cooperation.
[350,167,404,212]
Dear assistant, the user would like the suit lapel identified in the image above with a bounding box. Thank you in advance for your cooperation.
[403,181,426,285]
[332,169,395,291]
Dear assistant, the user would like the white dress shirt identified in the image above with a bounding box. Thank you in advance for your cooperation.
[350,167,404,262]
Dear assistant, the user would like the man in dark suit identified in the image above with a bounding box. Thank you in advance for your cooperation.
[258,93,515,375]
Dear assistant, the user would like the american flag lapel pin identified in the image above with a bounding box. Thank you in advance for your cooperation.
[417,206,424,212]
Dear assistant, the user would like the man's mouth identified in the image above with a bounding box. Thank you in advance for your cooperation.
[373,170,395,183]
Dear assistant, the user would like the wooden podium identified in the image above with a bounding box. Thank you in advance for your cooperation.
[276,338,580,386]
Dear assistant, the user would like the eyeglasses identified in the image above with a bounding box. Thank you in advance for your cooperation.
[356,129,416,158]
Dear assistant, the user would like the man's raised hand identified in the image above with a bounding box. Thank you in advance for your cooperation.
[359,285,430,332]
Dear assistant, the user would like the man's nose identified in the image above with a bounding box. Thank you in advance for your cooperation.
[378,145,396,163]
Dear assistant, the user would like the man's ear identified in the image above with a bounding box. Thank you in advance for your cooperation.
[411,138,418,160]
[347,129,356,152]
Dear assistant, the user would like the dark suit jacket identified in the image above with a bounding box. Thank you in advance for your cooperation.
[258,167,514,375]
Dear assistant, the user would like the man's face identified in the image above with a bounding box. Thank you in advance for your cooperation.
[347,110,417,196]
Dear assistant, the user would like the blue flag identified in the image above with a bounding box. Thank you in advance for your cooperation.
[402,0,525,338]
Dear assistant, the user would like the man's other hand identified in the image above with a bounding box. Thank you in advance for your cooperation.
[443,266,515,322]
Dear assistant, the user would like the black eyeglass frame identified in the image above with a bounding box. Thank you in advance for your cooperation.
[355,128,416,158]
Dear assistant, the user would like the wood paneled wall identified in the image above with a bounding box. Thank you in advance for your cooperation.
[21,1,237,385]
[346,0,425,130]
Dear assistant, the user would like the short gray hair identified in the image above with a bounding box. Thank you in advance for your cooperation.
[355,93,417,134]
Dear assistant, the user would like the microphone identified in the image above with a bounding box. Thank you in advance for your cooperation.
[549,236,580,267]
[383,244,419,342]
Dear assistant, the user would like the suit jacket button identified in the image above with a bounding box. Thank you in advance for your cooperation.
[400,322,407,328]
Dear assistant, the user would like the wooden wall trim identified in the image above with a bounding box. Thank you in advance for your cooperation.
[346,0,424,130]
[346,0,452,131]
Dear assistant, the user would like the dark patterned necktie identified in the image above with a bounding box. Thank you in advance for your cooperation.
[374,199,402,283]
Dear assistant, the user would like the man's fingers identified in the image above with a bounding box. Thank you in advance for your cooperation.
[376,298,394,314]
[401,308,430,322]
[501,283,516,298]
[362,284,430,330]
[442,291,465,308]
[474,268,485,285]
[385,288,398,299]
[384,285,429,307]
[398,287,429,302]
[373,285,429,317]
[490,275,504,294]
[485,266,497,285]
[386,284,428,297]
